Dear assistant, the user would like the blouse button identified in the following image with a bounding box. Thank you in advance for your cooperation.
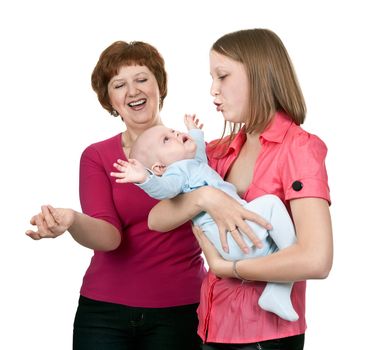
[292,181,303,191]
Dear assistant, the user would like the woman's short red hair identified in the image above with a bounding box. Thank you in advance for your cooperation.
[91,41,167,113]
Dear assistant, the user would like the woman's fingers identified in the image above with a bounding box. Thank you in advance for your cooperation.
[234,219,263,249]
[26,214,44,239]
[41,205,57,230]
[218,210,269,252]
[192,225,218,255]
[30,215,37,225]
[237,210,272,248]
[243,210,272,231]
[26,206,72,240]
[191,224,203,243]
[235,207,273,249]
[25,230,42,240]
[47,205,61,224]
[192,224,230,277]
[201,187,271,252]
[220,225,250,254]
[34,213,52,238]
[215,210,259,253]
[216,224,229,253]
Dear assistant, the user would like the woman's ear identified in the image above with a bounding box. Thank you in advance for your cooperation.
[151,163,167,176]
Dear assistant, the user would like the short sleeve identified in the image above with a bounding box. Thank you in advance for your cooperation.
[280,132,331,204]
[79,146,123,232]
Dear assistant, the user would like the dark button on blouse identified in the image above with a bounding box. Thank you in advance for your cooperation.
[292,181,303,191]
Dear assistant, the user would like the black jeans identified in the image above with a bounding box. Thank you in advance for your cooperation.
[73,296,202,350]
[203,334,304,350]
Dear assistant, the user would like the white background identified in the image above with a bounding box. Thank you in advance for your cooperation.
[1,0,384,349]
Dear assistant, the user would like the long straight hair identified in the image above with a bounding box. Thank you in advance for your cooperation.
[212,29,306,144]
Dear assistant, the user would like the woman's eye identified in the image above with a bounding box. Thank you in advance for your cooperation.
[218,75,227,80]
[114,83,124,89]
[137,78,148,83]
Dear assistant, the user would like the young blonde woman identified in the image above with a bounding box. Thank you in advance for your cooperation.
[149,29,333,350]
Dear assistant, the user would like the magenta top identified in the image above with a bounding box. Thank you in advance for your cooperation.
[197,112,331,343]
[79,133,206,307]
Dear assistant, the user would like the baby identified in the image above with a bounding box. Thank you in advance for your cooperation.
[111,115,298,321]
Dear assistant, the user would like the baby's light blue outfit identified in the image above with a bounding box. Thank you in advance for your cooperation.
[138,129,298,321]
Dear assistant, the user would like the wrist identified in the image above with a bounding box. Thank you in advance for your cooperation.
[232,260,253,282]
[211,259,233,279]
[68,209,79,230]
[137,169,152,184]
[196,186,215,211]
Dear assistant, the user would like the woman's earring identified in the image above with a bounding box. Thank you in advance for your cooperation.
[111,109,119,117]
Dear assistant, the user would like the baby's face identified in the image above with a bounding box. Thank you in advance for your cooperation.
[146,125,197,166]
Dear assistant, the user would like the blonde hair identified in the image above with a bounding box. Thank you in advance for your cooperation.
[212,28,306,138]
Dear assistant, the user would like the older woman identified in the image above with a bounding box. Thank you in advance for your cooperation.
[26,41,205,350]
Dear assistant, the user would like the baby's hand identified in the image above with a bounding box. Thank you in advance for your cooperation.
[110,159,148,184]
[184,114,203,130]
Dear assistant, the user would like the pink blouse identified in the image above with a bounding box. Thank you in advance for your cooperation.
[197,111,330,343]
[79,133,206,308]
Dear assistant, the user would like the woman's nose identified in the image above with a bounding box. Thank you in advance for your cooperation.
[127,84,139,97]
[210,82,219,96]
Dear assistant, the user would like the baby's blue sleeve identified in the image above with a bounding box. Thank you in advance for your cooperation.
[136,166,188,200]
[189,129,207,164]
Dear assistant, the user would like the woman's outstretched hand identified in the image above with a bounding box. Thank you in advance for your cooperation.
[26,205,75,240]
[192,225,231,278]
[199,187,271,254]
